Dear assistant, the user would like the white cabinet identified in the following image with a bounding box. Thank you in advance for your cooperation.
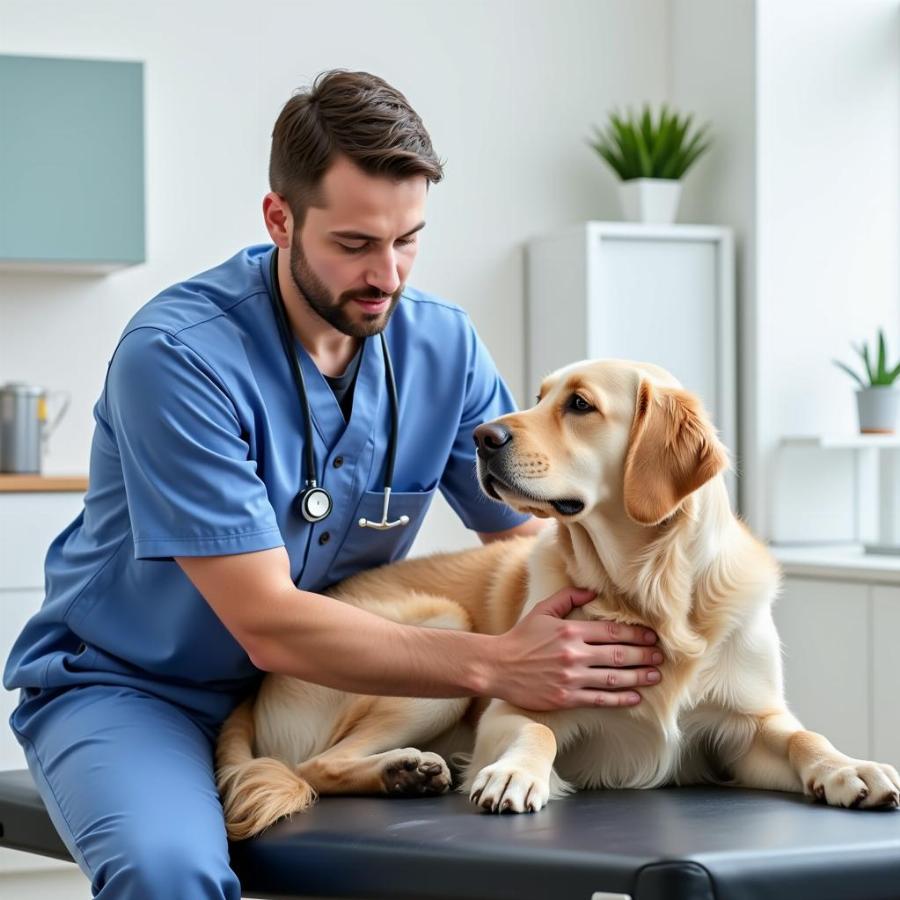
[773,578,870,759]
[0,487,86,884]
[773,573,900,767]
[525,222,736,501]
[0,489,85,768]
[872,586,900,765]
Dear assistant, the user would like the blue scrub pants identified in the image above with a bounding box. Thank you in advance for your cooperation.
[10,684,242,899]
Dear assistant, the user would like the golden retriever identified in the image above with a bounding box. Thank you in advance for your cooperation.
[216,358,900,839]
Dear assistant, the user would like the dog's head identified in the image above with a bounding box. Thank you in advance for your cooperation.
[474,359,729,526]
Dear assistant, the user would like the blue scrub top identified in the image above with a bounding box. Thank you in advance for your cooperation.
[4,245,528,729]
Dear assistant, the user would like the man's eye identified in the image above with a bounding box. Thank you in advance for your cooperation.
[395,236,417,248]
[566,394,594,413]
[338,243,367,254]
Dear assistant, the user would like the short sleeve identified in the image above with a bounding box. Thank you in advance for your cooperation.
[105,327,285,559]
[439,321,531,533]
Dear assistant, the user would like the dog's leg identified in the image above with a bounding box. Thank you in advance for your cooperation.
[295,593,472,798]
[297,693,469,797]
[463,700,582,813]
[732,710,900,809]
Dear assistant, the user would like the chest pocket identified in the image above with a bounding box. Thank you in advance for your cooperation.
[332,484,438,581]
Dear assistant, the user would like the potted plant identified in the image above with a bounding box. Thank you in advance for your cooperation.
[589,104,712,224]
[833,329,900,434]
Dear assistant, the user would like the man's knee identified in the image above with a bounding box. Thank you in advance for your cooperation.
[96,835,240,899]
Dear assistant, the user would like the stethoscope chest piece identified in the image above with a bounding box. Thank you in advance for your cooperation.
[298,485,333,523]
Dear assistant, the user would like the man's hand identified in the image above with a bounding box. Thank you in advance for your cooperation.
[488,587,662,711]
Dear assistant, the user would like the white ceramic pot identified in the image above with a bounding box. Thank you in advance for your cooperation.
[856,387,900,434]
[618,178,683,224]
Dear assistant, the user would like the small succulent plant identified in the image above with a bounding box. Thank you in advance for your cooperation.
[834,329,900,388]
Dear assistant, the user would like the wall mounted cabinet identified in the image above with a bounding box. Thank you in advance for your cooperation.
[0,54,145,272]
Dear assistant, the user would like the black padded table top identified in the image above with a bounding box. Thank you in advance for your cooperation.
[2,768,899,900]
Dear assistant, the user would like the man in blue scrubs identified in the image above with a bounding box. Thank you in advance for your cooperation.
[4,70,663,898]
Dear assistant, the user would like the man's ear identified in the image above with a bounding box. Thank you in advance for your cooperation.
[623,380,729,526]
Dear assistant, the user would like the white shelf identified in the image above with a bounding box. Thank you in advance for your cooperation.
[781,435,900,450]
[771,543,900,584]
[778,436,900,548]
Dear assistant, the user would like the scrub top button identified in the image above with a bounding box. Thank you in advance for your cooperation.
[318,531,331,545]
[333,456,344,468]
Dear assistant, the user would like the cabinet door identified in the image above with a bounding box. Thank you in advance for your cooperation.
[0,588,43,769]
[0,493,85,768]
[593,236,720,421]
[0,493,84,589]
[872,586,900,767]
[0,54,144,269]
[772,577,870,759]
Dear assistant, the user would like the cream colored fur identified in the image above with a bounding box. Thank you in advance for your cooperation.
[216,359,900,838]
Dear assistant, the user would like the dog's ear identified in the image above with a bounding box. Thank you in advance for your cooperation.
[623,379,729,526]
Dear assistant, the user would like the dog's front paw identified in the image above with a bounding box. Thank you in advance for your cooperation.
[468,763,549,813]
[382,749,451,796]
[806,760,900,809]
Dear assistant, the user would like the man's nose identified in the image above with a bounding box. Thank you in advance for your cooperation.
[473,422,513,459]
[367,247,401,295]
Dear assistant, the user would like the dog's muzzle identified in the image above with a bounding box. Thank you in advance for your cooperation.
[473,424,585,517]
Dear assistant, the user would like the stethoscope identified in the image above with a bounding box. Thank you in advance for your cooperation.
[267,249,409,531]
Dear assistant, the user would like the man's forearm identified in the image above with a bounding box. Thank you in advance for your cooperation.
[181,546,662,712]
[250,586,497,698]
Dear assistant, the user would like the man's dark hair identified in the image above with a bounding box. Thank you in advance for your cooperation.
[269,70,444,223]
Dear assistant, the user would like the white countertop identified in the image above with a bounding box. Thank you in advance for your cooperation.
[771,543,900,584]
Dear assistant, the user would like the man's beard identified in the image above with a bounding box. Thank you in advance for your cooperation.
[289,234,403,338]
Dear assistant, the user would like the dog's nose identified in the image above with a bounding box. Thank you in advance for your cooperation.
[473,422,513,458]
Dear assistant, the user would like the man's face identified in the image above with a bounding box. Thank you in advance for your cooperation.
[289,155,428,338]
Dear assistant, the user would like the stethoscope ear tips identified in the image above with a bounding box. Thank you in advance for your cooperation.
[358,488,409,530]
[358,513,410,531]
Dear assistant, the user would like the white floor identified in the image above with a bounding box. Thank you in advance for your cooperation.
[2,869,91,900]
[0,849,89,899]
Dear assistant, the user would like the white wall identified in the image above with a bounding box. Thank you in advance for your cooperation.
[0,0,669,554]
[757,0,900,541]
[668,0,757,516]
[669,0,900,541]
[2,1,898,537]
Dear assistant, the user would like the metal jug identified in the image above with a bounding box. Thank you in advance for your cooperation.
[0,383,70,473]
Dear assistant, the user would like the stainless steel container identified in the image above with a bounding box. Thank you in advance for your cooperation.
[0,383,69,473]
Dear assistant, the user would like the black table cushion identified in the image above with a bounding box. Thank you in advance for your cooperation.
[1,768,899,899]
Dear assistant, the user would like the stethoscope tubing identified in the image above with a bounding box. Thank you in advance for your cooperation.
[267,248,405,529]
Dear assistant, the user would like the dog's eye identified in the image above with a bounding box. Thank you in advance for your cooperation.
[566,394,594,413]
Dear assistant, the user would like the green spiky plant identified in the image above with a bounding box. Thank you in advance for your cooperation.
[589,104,712,181]
[833,329,900,388]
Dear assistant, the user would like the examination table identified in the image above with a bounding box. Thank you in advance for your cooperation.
[1,768,899,899]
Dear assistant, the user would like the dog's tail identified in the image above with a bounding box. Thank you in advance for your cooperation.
[215,698,317,840]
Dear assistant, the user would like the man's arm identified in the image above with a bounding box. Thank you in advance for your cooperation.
[478,516,550,544]
[176,548,662,712]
